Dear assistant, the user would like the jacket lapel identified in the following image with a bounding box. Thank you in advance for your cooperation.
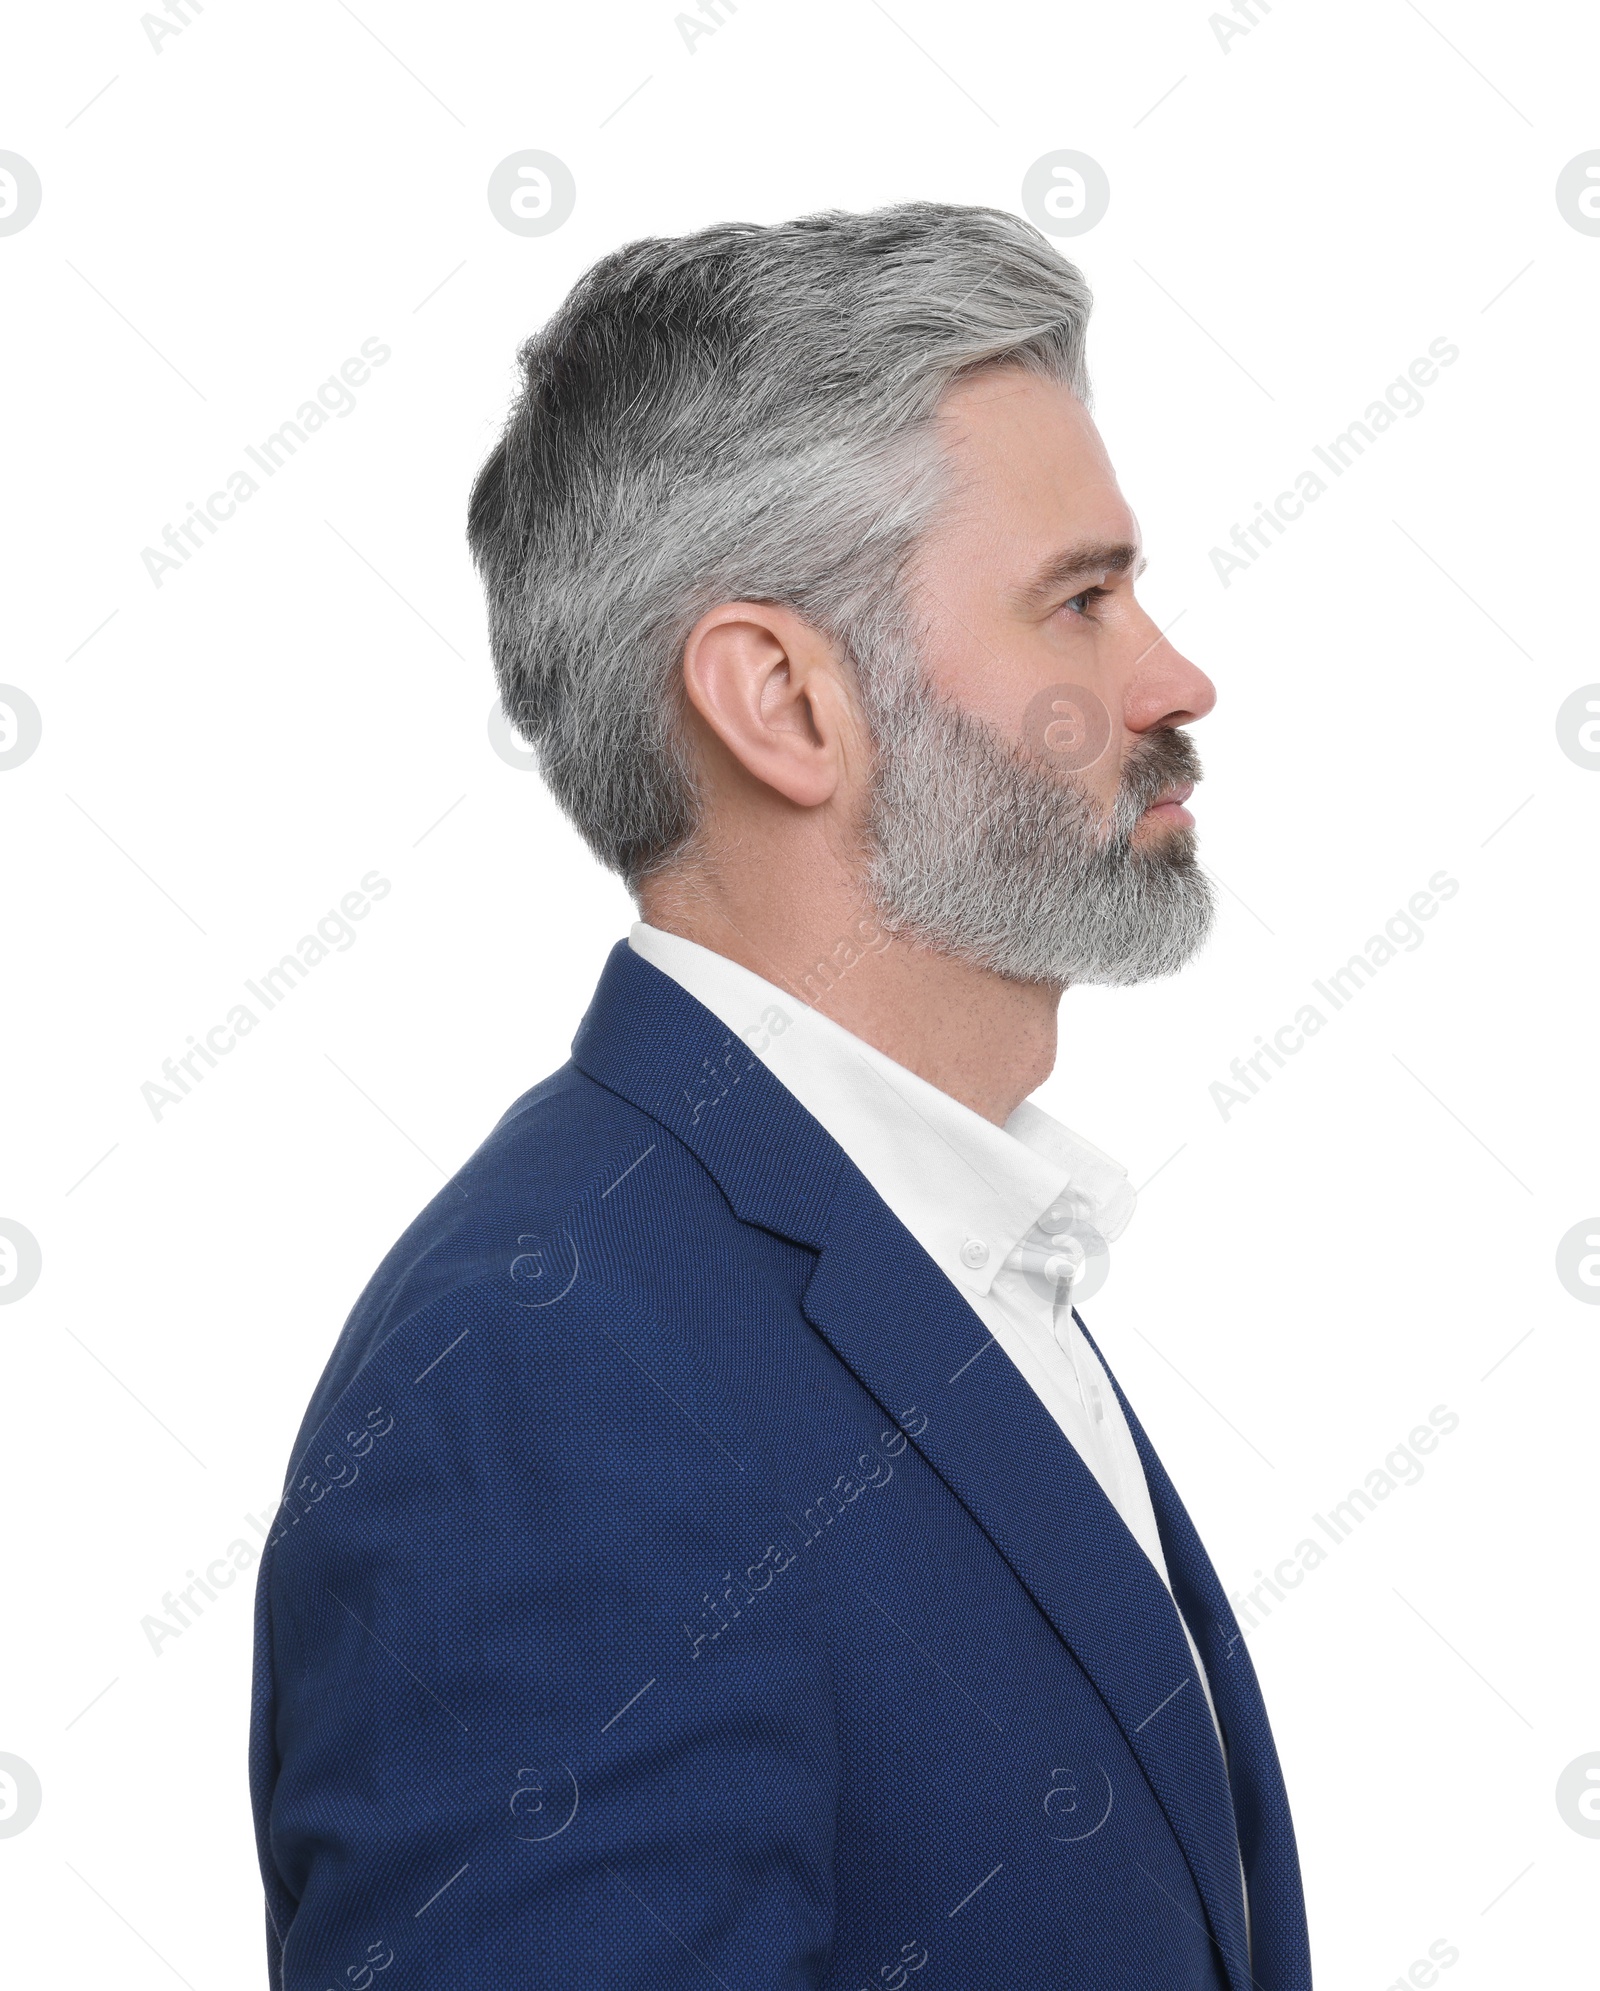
[1075,1311,1312,1989]
[802,1174,1252,1990]
[572,944,1254,1989]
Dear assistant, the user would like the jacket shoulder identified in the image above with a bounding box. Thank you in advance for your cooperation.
[286,1058,703,1470]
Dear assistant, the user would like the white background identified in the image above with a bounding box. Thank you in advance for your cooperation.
[3,0,1597,1983]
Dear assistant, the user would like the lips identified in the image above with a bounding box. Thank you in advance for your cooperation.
[1147,780,1194,810]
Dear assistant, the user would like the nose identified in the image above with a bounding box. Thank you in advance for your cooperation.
[1124,610,1216,732]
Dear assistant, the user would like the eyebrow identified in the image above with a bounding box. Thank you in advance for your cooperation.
[1009,540,1147,616]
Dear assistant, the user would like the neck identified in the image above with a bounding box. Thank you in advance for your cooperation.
[638,861,1062,1126]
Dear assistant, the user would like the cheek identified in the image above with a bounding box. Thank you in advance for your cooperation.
[1020,676,1119,788]
[918,636,1010,724]
[1085,744,1133,817]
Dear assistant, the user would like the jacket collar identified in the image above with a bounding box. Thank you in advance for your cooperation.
[572,941,1255,1989]
[571,940,847,1246]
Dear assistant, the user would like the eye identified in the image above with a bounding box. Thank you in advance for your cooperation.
[1062,584,1111,620]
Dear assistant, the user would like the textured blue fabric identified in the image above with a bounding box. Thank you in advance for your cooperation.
[250,941,1312,1989]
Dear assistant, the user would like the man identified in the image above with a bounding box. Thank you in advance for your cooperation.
[250,202,1311,1989]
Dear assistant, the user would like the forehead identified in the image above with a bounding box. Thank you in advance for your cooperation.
[929,366,1135,550]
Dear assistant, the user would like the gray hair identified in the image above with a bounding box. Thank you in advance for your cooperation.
[466,201,1093,886]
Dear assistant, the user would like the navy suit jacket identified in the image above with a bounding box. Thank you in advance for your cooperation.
[250,941,1311,1988]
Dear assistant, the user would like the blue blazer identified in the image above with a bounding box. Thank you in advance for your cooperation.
[250,941,1311,1989]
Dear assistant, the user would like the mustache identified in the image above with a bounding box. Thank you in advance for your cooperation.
[1104,728,1204,841]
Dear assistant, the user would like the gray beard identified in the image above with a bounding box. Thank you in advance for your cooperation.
[861,663,1216,988]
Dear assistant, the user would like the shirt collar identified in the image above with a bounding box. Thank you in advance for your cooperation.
[627,923,1137,1298]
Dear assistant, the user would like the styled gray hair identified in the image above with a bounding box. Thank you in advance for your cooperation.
[466,201,1093,886]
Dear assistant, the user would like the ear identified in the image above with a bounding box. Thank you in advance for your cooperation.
[680,602,857,809]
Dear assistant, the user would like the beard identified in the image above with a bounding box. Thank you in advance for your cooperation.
[860,654,1216,988]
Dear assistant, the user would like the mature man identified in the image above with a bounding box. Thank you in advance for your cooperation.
[250,203,1311,1989]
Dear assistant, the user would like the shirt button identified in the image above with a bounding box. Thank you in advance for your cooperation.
[1045,1238,1088,1286]
[959,1238,990,1269]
